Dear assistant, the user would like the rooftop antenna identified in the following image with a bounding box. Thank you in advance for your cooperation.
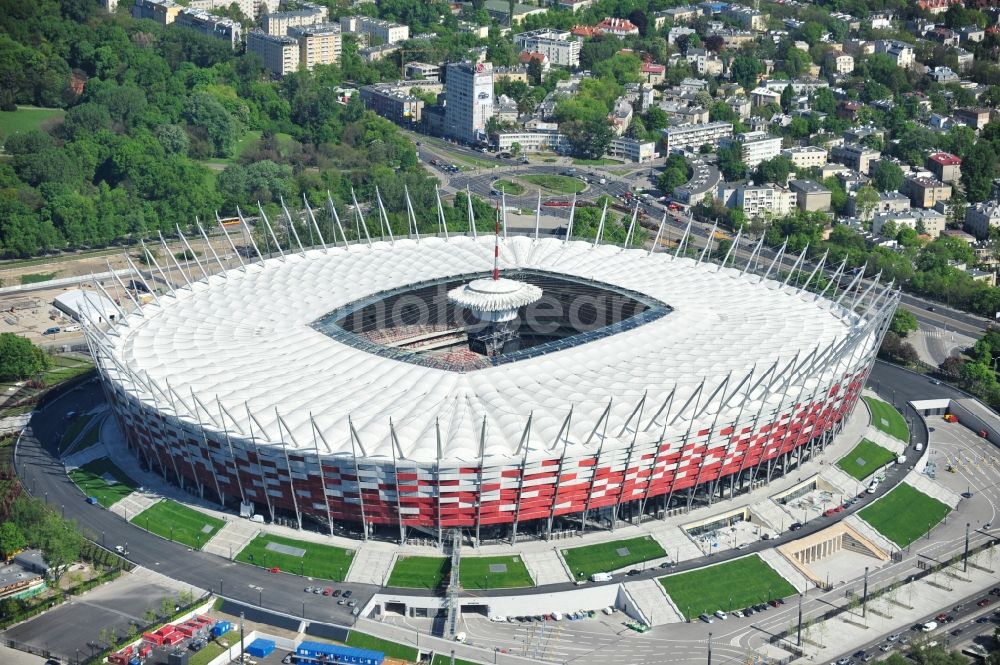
[493,202,501,281]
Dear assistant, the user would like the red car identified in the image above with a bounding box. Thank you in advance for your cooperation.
[269,566,281,574]
[936,613,949,622]
[978,598,991,607]
[322,587,333,596]
[824,509,836,517]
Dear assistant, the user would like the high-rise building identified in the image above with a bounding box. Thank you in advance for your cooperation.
[289,23,342,70]
[247,31,299,77]
[719,131,782,168]
[513,29,580,68]
[262,4,327,36]
[444,61,494,143]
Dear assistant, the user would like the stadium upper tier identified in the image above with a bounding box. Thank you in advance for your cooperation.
[102,235,887,465]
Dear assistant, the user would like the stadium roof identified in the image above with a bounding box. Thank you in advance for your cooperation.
[104,236,876,464]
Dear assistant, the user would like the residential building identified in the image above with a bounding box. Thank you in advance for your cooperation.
[514,29,581,68]
[608,98,633,136]
[596,17,639,36]
[718,181,796,219]
[360,83,434,125]
[781,146,828,170]
[339,16,408,44]
[668,26,697,45]
[494,94,519,123]
[606,137,657,163]
[722,4,765,31]
[902,175,952,209]
[929,66,959,83]
[262,4,327,36]
[830,143,880,175]
[926,152,962,184]
[955,47,973,71]
[494,65,529,83]
[557,0,594,11]
[960,26,986,43]
[132,0,183,25]
[679,78,709,93]
[726,96,751,120]
[405,62,441,82]
[174,8,241,47]
[954,107,992,131]
[444,61,494,143]
[872,209,946,239]
[248,31,299,77]
[789,179,832,212]
[711,28,755,48]
[874,40,915,69]
[750,87,781,107]
[654,6,700,28]
[761,78,829,95]
[518,51,550,74]
[481,0,547,25]
[686,48,723,77]
[289,23,342,70]
[641,63,666,85]
[964,202,1000,240]
[825,51,854,75]
[457,21,490,38]
[663,121,733,153]
[847,190,910,220]
[719,131,782,169]
[492,130,570,154]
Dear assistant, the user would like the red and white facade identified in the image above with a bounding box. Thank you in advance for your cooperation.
[88,227,897,542]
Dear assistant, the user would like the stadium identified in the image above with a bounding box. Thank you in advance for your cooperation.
[86,204,898,545]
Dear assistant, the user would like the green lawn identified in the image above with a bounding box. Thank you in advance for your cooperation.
[60,414,94,452]
[836,439,896,481]
[864,396,909,441]
[73,420,104,452]
[345,631,417,661]
[68,458,137,507]
[858,483,951,547]
[460,555,533,589]
[42,357,94,387]
[386,555,448,589]
[572,157,623,166]
[235,533,354,581]
[520,174,587,194]
[20,271,59,285]
[659,555,797,619]
[0,107,65,140]
[493,179,525,195]
[131,499,225,549]
[562,535,666,579]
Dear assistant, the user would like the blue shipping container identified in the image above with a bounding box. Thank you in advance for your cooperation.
[246,638,275,658]
[129,658,140,665]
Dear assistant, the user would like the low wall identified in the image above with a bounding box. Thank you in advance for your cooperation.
[948,399,1000,450]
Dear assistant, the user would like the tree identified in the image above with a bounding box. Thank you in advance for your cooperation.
[890,309,918,337]
[872,161,904,192]
[183,93,240,158]
[718,143,747,181]
[754,156,792,185]
[962,142,998,203]
[0,333,50,381]
[563,117,614,160]
[854,185,880,221]
[780,84,794,113]
[732,55,762,91]
[782,47,811,79]
[0,522,26,559]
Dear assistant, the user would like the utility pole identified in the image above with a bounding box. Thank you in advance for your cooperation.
[862,567,869,618]
[708,632,713,665]
[797,593,803,647]
[964,522,970,572]
[240,612,245,664]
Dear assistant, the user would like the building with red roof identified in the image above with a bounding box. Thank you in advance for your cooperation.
[641,62,666,85]
[596,17,639,36]
[570,25,601,38]
[926,152,962,183]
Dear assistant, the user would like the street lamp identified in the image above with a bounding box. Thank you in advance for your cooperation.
[258,588,262,607]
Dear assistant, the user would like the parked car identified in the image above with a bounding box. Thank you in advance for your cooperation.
[714,610,728,620]
[699,613,714,624]
[788,522,803,531]
[977,598,991,607]
[343,590,352,598]
[626,569,641,576]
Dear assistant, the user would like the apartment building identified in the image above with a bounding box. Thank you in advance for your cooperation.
[965,202,1000,240]
[653,6,700,29]
[846,190,909,220]
[187,0,278,18]
[663,121,733,153]
[686,48,724,76]
[514,29,580,68]
[874,40,915,69]
[289,23,342,70]
[557,0,595,11]
[954,107,992,131]
[174,8,241,47]
[607,137,658,163]
[360,82,438,125]
[339,15,409,44]
[781,146,828,170]
[722,4,765,31]
[824,51,854,75]
[492,130,570,154]
[789,179,832,212]
[262,4,327,36]
[719,131,782,169]
[248,31,299,77]
[444,61,494,144]
[926,152,962,184]
[404,62,441,82]
[830,143,880,175]
[718,182,796,219]
[596,17,639,36]
[902,176,952,209]
[873,209,946,239]
[132,0,183,25]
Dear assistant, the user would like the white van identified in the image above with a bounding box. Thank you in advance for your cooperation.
[590,572,613,582]
[921,621,938,632]
[551,611,563,621]
[455,632,467,643]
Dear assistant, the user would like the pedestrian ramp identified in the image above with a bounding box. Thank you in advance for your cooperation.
[345,545,397,585]
[203,519,259,560]
[748,499,796,533]
[111,491,160,521]
[843,515,897,556]
[521,549,571,585]
[63,439,108,469]
[623,579,684,625]
[866,429,907,454]
[903,472,961,509]
[652,526,704,563]
[757,548,812,593]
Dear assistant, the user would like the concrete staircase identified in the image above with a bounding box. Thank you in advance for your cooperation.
[819,465,863,498]
[521,548,571,585]
[111,492,160,522]
[653,526,706,563]
[866,428,907,454]
[904,472,961,509]
[844,514,898,556]
[203,519,259,560]
[345,545,398,585]
[623,579,685,625]
[758,548,813,593]
[748,499,796,533]
[63,440,109,469]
